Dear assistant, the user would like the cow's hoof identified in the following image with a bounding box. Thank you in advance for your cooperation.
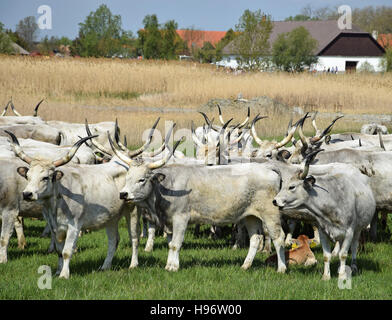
[277,266,287,273]
[351,264,358,275]
[0,257,7,264]
[165,264,179,272]
[18,243,26,250]
[59,271,70,279]
[241,262,251,270]
[144,245,153,253]
[129,262,138,269]
[322,274,331,281]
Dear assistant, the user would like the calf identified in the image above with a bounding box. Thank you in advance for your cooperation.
[265,234,317,266]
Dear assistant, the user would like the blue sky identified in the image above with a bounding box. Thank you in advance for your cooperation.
[0,0,390,39]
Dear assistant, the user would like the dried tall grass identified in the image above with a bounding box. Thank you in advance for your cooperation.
[0,55,389,146]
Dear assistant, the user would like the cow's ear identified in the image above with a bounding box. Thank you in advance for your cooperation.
[304,175,316,189]
[152,173,166,183]
[53,170,64,182]
[17,167,29,179]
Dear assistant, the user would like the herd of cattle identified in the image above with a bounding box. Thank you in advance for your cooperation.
[0,99,391,282]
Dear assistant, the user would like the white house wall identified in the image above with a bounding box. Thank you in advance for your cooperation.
[313,56,384,72]
[216,55,385,72]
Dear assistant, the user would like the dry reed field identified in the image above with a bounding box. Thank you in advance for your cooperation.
[0,55,391,145]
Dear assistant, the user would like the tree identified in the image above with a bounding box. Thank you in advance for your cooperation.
[194,41,216,63]
[74,4,126,57]
[162,20,179,59]
[215,28,237,61]
[0,22,13,54]
[16,16,39,50]
[234,9,273,71]
[272,26,318,72]
[139,14,162,59]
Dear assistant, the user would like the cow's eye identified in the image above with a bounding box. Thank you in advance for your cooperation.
[42,177,49,181]
[289,185,296,191]
[266,153,272,158]
[138,178,146,183]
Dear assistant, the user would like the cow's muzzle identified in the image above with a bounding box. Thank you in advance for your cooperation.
[23,192,33,201]
[120,192,128,200]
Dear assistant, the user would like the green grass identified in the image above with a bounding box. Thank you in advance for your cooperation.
[1,218,392,300]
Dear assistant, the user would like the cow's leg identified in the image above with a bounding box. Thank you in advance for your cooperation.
[129,207,141,269]
[145,222,156,252]
[263,217,286,273]
[369,211,378,242]
[285,219,296,246]
[100,219,120,271]
[15,216,26,250]
[0,209,18,263]
[59,224,81,279]
[312,226,320,244]
[41,222,51,238]
[381,211,387,231]
[241,216,262,270]
[165,214,189,272]
[262,234,272,254]
[331,241,340,257]
[141,216,148,238]
[318,229,332,280]
[337,230,354,281]
[350,231,361,275]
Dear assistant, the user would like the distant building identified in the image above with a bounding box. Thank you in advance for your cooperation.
[10,42,29,55]
[219,20,386,72]
[176,29,227,50]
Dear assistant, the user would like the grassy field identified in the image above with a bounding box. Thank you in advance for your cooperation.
[1,217,391,300]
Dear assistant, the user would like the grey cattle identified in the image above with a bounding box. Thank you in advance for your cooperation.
[273,154,376,280]
[109,136,287,273]
[7,132,134,279]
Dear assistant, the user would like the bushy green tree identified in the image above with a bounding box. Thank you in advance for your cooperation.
[215,28,237,61]
[0,22,13,54]
[272,26,318,72]
[73,4,134,57]
[194,41,216,63]
[234,9,273,71]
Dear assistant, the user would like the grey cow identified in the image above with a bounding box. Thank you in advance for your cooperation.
[109,135,287,273]
[273,152,376,280]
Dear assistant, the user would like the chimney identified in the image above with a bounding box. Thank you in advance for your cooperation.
[372,30,378,40]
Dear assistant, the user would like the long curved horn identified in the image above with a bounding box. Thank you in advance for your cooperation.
[299,149,324,180]
[147,136,184,170]
[114,118,127,151]
[218,118,233,146]
[123,135,127,148]
[191,121,205,148]
[311,111,320,135]
[4,130,34,164]
[10,101,22,117]
[274,116,304,149]
[108,131,133,166]
[378,129,386,151]
[127,117,160,158]
[143,122,176,158]
[33,99,44,117]
[1,100,11,116]
[53,135,97,167]
[85,119,112,156]
[238,106,250,129]
[199,112,220,131]
[250,114,268,146]
[217,104,225,126]
[297,113,309,150]
[310,116,344,144]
